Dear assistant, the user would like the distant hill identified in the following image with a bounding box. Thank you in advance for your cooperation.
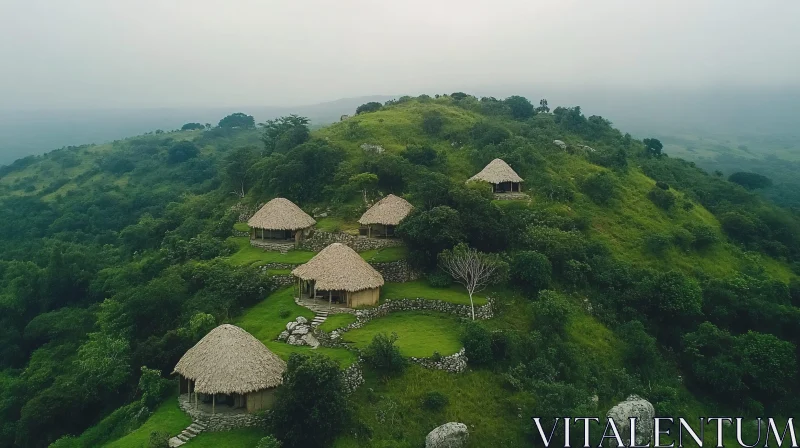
[0,95,395,165]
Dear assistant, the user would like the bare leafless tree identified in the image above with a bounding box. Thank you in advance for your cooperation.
[439,244,504,320]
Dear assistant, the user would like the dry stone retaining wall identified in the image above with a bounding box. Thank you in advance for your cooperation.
[371,260,421,283]
[299,230,403,252]
[410,348,467,373]
[177,395,266,432]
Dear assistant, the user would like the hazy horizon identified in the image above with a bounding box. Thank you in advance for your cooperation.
[2,1,798,109]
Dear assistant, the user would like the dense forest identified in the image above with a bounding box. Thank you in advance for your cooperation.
[1,93,799,448]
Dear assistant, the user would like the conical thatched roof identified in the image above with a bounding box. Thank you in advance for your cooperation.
[467,158,523,184]
[358,194,414,226]
[247,198,316,230]
[292,243,384,292]
[173,324,286,394]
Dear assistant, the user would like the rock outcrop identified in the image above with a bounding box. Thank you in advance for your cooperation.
[606,394,655,445]
[425,422,469,448]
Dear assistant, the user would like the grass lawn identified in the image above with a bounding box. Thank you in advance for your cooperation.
[381,280,487,306]
[236,287,357,367]
[190,428,268,447]
[359,246,408,263]
[104,398,190,448]
[225,237,315,266]
[318,313,357,332]
[342,311,463,357]
[316,216,360,234]
[233,222,250,232]
[334,365,530,447]
[266,269,292,275]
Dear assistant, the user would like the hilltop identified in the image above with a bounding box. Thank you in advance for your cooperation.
[1,94,799,448]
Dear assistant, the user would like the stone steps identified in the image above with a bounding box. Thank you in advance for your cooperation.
[168,421,207,447]
[311,311,328,327]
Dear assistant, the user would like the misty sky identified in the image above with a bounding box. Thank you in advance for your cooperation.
[1,0,798,109]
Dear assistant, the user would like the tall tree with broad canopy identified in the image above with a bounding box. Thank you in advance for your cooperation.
[218,112,255,129]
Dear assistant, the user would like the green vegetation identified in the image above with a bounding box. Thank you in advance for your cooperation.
[226,237,315,266]
[318,313,357,332]
[104,399,190,448]
[315,216,359,233]
[342,311,463,357]
[1,94,799,448]
[190,429,268,447]
[358,245,407,263]
[233,222,250,232]
[381,280,487,305]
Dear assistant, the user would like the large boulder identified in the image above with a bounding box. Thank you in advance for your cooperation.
[295,316,308,324]
[286,321,298,332]
[553,140,567,150]
[292,325,310,336]
[425,422,469,448]
[606,394,655,445]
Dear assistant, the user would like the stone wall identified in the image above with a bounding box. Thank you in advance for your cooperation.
[371,260,421,283]
[232,230,249,237]
[272,275,295,288]
[249,239,295,252]
[410,348,467,373]
[178,395,266,432]
[341,362,364,393]
[299,230,404,252]
[493,192,529,201]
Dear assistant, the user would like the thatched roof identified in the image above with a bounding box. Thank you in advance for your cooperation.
[173,324,286,394]
[247,198,316,230]
[292,243,384,292]
[358,194,414,226]
[467,158,523,184]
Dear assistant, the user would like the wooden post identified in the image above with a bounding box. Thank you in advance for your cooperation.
[329,290,332,309]
[212,394,215,415]
[368,225,371,238]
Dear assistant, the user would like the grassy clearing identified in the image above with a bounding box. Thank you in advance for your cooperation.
[316,216,360,234]
[381,280,487,306]
[266,269,292,275]
[359,246,408,263]
[189,428,268,447]
[235,287,356,367]
[318,313,357,332]
[225,237,315,266]
[342,311,463,357]
[104,398,189,448]
[233,222,250,232]
[334,366,529,447]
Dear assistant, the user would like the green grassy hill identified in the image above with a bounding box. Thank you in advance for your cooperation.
[1,97,799,448]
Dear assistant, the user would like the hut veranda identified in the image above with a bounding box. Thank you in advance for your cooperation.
[174,324,286,413]
[247,197,316,245]
[358,194,413,238]
[292,243,385,307]
[468,158,524,193]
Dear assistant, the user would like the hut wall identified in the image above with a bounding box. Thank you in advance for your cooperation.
[246,388,277,413]
[347,287,380,307]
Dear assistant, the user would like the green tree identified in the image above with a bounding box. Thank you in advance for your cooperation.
[536,99,550,113]
[270,354,348,448]
[396,206,466,268]
[355,102,382,114]
[224,146,257,197]
[510,251,552,294]
[532,290,571,336]
[180,123,205,131]
[421,111,444,135]
[218,112,255,129]
[580,171,616,204]
[504,95,534,120]
[260,115,310,155]
[166,141,200,164]
[643,138,663,157]
[402,144,439,167]
[647,186,676,210]
[461,321,492,365]
[728,172,773,190]
[256,436,283,448]
[76,332,131,396]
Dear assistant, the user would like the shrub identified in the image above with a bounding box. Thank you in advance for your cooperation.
[362,333,407,376]
[510,251,552,294]
[581,171,616,204]
[256,436,282,448]
[166,141,200,164]
[279,309,291,319]
[422,111,444,135]
[422,391,449,411]
[647,187,676,210]
[684,223,718,249]
[563,259,591,287]
[728,172,772,190]
[138,366,171,409]
[426,270,453,288]
[655,181,670,190]
[644,233,672,255]
[461,322,492,365]
[356,102,382,114]
[531,290,571,336]
[148,431,169,448]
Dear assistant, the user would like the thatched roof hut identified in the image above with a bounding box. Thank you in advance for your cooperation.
[468,158,523,184]
[358,194,413,226]
[174,324,286,395]
[293,243,384,291]
[247,198,316,231]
